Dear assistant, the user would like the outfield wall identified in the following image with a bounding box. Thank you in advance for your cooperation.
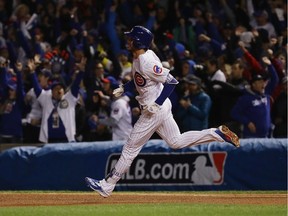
[0,139,287,191]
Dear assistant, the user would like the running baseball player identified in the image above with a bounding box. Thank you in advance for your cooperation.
[85,26,240,197]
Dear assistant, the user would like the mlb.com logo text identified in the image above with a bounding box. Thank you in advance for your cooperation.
[106,152,227,186]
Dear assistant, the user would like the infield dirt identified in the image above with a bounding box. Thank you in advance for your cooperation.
[0,192,286,207]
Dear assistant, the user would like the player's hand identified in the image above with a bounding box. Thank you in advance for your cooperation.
[146,103,161,114]
[113,85,124,97]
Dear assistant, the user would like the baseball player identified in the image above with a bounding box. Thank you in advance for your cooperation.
[85,26,240,197]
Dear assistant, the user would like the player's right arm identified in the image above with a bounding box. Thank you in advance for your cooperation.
[113,80,135,97]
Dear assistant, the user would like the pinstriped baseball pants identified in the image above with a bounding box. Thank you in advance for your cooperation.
[113,99,223,181]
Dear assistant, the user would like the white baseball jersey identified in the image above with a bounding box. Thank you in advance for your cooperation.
[26,88,50,123]
[37,90,78,143]
[110,95,132,141]
[132,49,170,106]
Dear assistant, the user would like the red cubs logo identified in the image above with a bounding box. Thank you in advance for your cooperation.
[153,65,162,74]
[134,72,146,87]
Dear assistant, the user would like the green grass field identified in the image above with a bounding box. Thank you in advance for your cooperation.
[0,191,286,216]
[0,203,286,216]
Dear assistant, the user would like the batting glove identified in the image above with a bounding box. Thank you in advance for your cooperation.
[113,85,124,97]
[146,103,161,114]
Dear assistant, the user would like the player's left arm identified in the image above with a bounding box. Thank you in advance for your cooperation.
[144,60,178,105]
[142,59,178,113]
[155,73,178,105]
[147,73,178,114]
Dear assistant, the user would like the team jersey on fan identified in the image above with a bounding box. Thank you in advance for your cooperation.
[110,95,132,141]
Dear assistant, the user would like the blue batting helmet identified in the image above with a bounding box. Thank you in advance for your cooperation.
[124,26,153,49]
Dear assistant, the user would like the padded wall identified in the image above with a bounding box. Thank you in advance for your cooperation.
[0,139,287,191]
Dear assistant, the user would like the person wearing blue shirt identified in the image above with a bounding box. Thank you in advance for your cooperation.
[176,74,212,131]
[230,74,272,138]
[230,54,279,138]
[0,62,25,143]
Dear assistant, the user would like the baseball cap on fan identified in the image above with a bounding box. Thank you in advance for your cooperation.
[118,49,129,57]
[253,10,268,18]
[250,74,267,83]
[38,69,52,78]
[183,74,202,86]
[50,79,66,90]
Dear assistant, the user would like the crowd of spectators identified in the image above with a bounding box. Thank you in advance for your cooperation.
[0,0,287,144]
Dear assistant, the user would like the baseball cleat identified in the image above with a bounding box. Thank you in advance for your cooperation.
[85,177,110,198]
[215,125,240,148]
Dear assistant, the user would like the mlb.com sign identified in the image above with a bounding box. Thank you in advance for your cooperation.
[106,152,227,186]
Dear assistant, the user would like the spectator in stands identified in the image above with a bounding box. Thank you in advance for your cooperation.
[201,56,227,127]
[197,22,239,66]
[84,90,112,141]
[204,57,227,88]
[23,64,51,143]
[271,76,287,138]
[0,0,286,143]
[72,71,87,142]
[0,62,25,143]
[230,73,272,138]
[117,49,132,80]
[172,17,196,53]
[98,93,133,141]
[153,6,171,45]
[176,74,211,131]
[206,58,249,135]
[27,57,86,143]
[250,10,276,38]
[84,61,106,98]
[75,93,86,142]
[237,40,266,82]
[84,75,114,142]
[229,59,249,89]
[179,60,194,79]
[230,54,279,138]
[269,48,287,101]
[100,77,114,100]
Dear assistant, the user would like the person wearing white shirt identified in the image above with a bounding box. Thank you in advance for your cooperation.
[98,94,133,141]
